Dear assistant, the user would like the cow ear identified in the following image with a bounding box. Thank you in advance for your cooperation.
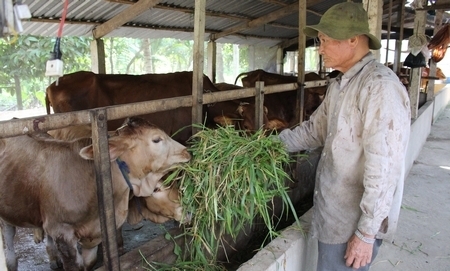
[79,137,129,161]
[264,106,268,115]
[213,115,235,126]
[237,102,249,116]
[236,105,245,116]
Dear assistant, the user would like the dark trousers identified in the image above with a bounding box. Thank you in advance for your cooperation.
[317,239,383,271]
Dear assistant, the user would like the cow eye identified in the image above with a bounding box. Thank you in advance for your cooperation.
[152,137,162,143]
[153,187,161,193]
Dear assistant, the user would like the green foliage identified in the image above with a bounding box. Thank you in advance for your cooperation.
[0,35,281,110]
[0,35,91,108]
[157,125,303,269]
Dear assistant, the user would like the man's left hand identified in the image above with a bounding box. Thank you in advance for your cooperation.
[344,234,374,269]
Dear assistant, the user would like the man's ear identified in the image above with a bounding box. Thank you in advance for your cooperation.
[354,35,369,48]
[348,36,359,48]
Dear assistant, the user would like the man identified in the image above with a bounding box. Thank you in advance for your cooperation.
[278,2,411,270]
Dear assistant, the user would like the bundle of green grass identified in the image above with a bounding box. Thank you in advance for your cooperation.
[147,125,302,270]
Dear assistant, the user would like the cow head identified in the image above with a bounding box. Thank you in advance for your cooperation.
[213,103,288,133]
[127,180,189,224]
[213,102,266,132]
[78,117,191,197]
[80,117,191,176]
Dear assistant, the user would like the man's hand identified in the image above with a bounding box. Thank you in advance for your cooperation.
[344,233,374,269]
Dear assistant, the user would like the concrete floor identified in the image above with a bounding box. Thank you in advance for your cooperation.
[371,104,450,271]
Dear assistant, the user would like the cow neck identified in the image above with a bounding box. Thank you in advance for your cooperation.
[116,158,133,192]
[116,157,144,218]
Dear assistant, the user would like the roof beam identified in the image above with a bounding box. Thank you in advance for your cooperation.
[212,2,300,40]
[92,0,160,39]
[106,0,298,30]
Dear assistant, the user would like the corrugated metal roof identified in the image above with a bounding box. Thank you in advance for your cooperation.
[15,0,449,48]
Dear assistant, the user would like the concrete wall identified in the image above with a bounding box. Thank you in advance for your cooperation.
[433,85,450,123]
[237,86,450,271]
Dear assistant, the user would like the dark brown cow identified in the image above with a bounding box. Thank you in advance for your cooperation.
[211,82,288,131]
[0,117,190,271]
[234,69,330,124]
[45,71,227,144]
[45,71,277,144]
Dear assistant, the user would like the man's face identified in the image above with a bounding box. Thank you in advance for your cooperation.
[317,32,355,73]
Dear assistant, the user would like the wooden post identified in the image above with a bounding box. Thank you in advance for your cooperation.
[192,0,206,135]
[90,39,106,74]
[363,0,383,60]
[276,46,283,74]
[409,0,427,119]
[384,0,393,65]
[255,81,265,130]
[297,0,306,124]
[249,45,255,71]
[90,108,120,271]
[207,40,217,83]
[394,0,406,75]
[427,9,444,102]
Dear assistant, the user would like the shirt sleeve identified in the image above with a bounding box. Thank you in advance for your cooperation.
[357,78,410,236]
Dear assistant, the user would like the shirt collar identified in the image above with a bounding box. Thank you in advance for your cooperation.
[339,52,376,88]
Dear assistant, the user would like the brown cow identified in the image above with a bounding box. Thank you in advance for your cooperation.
[45,71,226,144]
[45,71,278,144]
[211,82,288,132]
[23,124,185,269]
[0,117,190,270]
[234,69,329,124]
[1,179,185,270]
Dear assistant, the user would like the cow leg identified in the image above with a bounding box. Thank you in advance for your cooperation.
[1,222,18,271]
[54,236,84,271]
[116,226,124,255]
[81,246,98,271]
[33,227,44,244]
[46,235,63,270]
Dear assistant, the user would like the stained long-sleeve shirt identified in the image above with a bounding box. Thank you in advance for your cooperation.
[278,53,411,244]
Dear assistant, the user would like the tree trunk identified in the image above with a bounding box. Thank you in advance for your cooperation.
[216,43,224,82]
[14,75,23,110]
[109,38,114,74]
[143,39,153,73]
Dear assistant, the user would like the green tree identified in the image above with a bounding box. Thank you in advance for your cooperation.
[0,35,91,109]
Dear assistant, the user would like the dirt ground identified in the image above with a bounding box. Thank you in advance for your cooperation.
[11,220,177,271]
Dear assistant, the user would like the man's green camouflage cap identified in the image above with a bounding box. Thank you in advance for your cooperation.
[303,2,381,50]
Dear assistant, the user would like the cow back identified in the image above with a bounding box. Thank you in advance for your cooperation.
[236,69,327,123]
[45,71,220,144]
[0,136,97,228]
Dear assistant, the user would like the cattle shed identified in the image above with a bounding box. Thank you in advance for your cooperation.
[1,0,450,270]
